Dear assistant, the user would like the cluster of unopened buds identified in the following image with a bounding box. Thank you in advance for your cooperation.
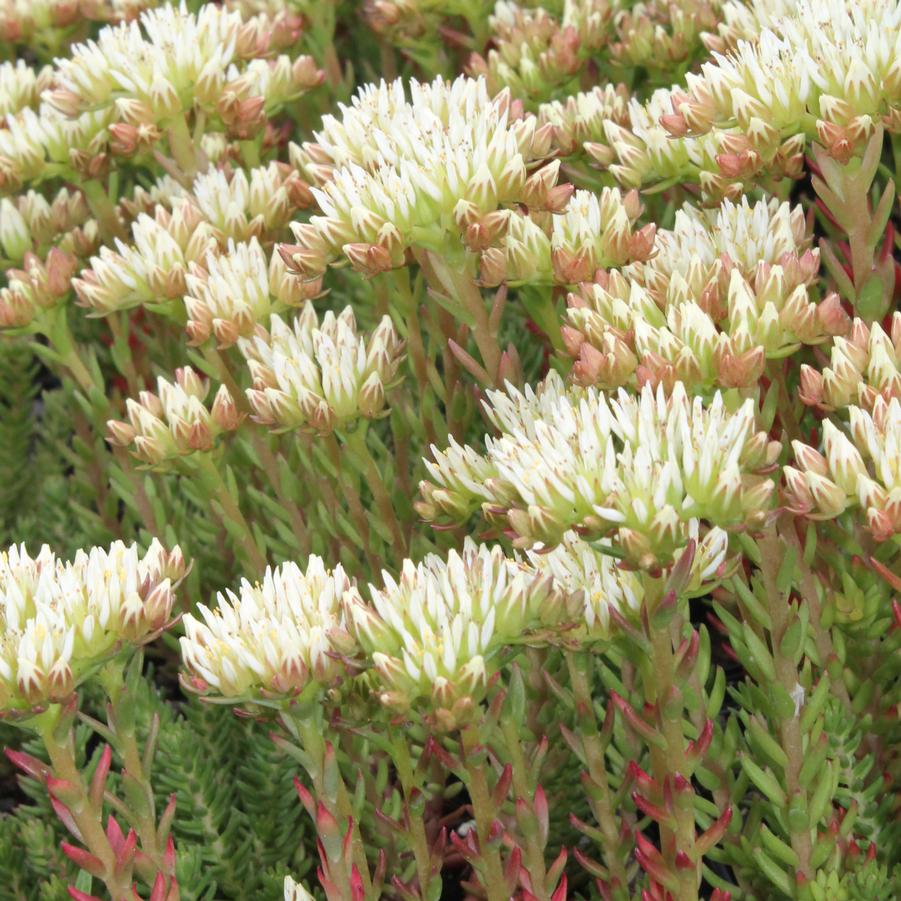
[239,305,405,434]
[0,59,51,117]
[537,83,631,156]
[479,187,656,286]
[800,313,901,411]
[0,539,186,712]
[106,367,241,467]
[786,397,901,540]
[0,246,79,329]
[561,197,849,390]
[184,238,318,347]
[607,0,721,74]
[468,1,606,103]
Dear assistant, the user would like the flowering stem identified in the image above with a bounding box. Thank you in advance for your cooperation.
[343,424,407,556]
[499,716,552,897]
[766,360,802,445]
[36,706,134,900]
[107,312,141,396]
[323,432,382,574]
[82,179,127,243]
[458,723,507,901]
[391,269,439,447]
[284,709,373,898]
[40,307,99,399]
[565,651,630,894]
[423,252,502,386]
[782,522,852,710]
[167,112,202,181]
[389,736,441,901]
[101,657,165,872]
[642,578,699,900]
[756,525,813,878]
[251,432,311,557]
[191,453,268,574]
[201,344,249,414]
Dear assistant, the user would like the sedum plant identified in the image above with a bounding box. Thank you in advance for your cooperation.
[0,1,899,900]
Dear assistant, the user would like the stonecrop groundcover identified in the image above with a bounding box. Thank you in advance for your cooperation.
[0,0,898,899]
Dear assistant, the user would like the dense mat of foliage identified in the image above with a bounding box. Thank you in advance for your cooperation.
[0,0,899,899]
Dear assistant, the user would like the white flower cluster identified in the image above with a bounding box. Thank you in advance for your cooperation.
[282,74,558,278]
[184,238,315,347]
[590,86,728,195]
[347,540,566,726]
[49,3,321,126]
[74,200,219,315]
[180,557,357,699]
[537,84,630,155]
[74,163,313,317]
[0,188,93,265]
[468,0,611,103]
[0,59,50,117]
[419,373,780,567]
[0,103,114,191]
[527,526,731,638]
[239,306,405,434]
[0,540,186,712]
[605,0,901,192]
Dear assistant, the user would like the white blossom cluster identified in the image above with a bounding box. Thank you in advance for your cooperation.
[800,314,901,411]
[281,74,559,278]
[786,397,901,540]
[107,367,241,467]
[180,557,357,699]
[0,540,186,711]
[347,540,567,726]
[419,373,780,567]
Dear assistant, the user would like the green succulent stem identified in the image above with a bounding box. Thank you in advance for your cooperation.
[37,706,135,901]
[565,650,630,896]
[191,453,268,574]
[166,112,203,181]
[101,656,165,872]
[643,577,700,901]
[423,252,502,386]
[388,735,441,901]
[757,524,813,881]
[459,722,508,901]
[82,179,127,243]
[285,708,374,899]
[343,423,407,555]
